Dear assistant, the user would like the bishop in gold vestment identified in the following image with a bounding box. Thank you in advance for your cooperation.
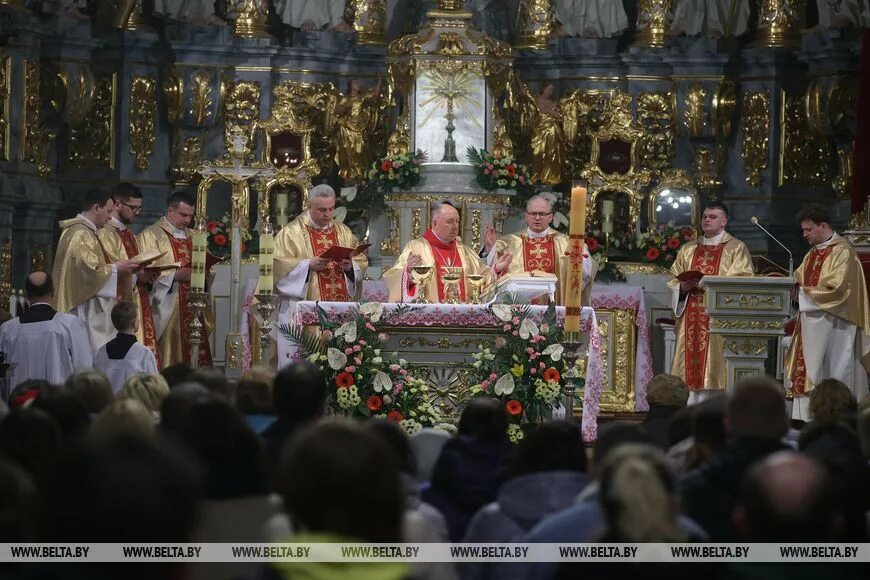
[669,203,753,400]
[273,186,368,362]
[52,190,139,352]
[384,202,512,303]
[138,193,212,368]
[785,205,870,419]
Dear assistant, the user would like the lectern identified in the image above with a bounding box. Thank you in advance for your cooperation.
[702,276,794,390]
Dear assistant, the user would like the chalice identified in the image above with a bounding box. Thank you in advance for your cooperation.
[467,274,485,304]
[411,265,434,304]
[442,266,464,304]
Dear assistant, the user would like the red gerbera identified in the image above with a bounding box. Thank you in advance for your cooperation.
[381,160,393,171]
[206,221,219,231]
[336,372,355,388]
[367,395,383,412]
[586,237,599,252]
[387,410,404,422]
[667,237,681,250]
[544,367,561,383]
[506,400,523,416]
[646,247,661,261]
[213,234,227,247]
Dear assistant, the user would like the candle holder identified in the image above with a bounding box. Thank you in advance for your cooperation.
[560,330,586,421]
[253,292,277,365]
[186,289,209,368]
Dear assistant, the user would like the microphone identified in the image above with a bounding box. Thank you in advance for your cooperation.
[751,217,793,276]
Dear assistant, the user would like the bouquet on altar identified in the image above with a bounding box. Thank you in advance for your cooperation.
[468,302,579,442]
[366,150,427,191]
[583,226,634,282]
[206,212,258,259]
[633,224,696,267]
[281,303,441,434]
[466,147,532,192]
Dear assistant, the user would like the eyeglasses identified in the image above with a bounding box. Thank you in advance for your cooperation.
[525,212,552,218]
[120,202,143,214]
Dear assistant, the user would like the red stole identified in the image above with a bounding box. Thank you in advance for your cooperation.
[116,228,161,367]
[423,230,466,302]
[683,243,726,389]
[165,233,212,367]
[307,226,350,301]
[523,233,556,305]
[789,245,835,395]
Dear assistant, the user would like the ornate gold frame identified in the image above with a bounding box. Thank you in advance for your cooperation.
[579,307,637,414]
[646,169,699,229]
[581,91,652,227]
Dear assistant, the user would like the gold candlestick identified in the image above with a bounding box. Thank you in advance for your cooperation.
[253,292,277,365]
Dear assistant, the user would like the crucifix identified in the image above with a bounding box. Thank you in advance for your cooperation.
[191,128,277,375]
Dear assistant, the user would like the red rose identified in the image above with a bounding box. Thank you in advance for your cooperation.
[507,164,516,175]
[667,237,681,250]
[213,234,227,247]
[336,372,355,388]
[681,228,694,240]
[586,237,599,252]
[381,160,393,171]
[646,247,661,261]
[387,410,404,422]
[367,395,383,411]
[506,400,523,416]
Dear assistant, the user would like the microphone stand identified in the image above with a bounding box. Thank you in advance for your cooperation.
[752,218,793,277]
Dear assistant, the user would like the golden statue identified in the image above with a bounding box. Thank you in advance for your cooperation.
[328,78,383,183]
[512,76,565,185]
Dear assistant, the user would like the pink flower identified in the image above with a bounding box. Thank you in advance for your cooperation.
[530,352,539,360]
[345,365,356,373]
[530,368,537,375]
[484,169,491,175]
[344,347,354,355]
[354,357,362,365]
[512,316,520,324]
[365,322,376,332]
[503,324,511,332]
[390,364,400,372]
[539,362,546,369]
[378,333,389,342]
[353,345,361,352]
[487,163,494,170]
[526,347,535,355]
[489,373,498,381]
[494,337,507,349]
[399,368,408,375]
[322,330,333,341]
[358,340,367,346]
[512,330,518,336]
[480,380,490,390]
[393,383,404,393]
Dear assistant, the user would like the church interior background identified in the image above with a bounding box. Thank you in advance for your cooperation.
[0,0,867,422]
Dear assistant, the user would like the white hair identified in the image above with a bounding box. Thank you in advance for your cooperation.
[309,184,336,201]
[431,201,458,222]
[526,194,554,213]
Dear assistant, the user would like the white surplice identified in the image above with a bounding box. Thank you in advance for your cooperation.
[0,304,94,389]
[555,0,629,38]
[94,340,159,395]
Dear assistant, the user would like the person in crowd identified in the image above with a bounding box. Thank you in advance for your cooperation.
[94,302,159,394]
[235,367,277,435]
[274,420,407,580]
[31,386,91,446]
[92,399,155,439]
[119,373,170,417]
[680,376,790,540]
[859,398,870,458]
[0,408,62,494]
[423,397,515,542]
[640,373,690,449]
[64,369,113,415]
[262,360,327,476]
[410,427,452,484]
[0,458,40,541]
[462,422,589,580]
[7,380,51,410]
[0,272,92,389]
[188,367,233,401]
[158,382,213,434]
[807,377,858,426]
[160,362,192,388]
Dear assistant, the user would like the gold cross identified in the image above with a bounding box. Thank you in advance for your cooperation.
[529,243,548,259]
[315,236,333,249]
[697,251,714,268]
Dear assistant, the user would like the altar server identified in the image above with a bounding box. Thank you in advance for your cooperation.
[669,201,753,401]
[0,272,93,389]
[481,194,596,306]
[94,302,159,395]
[384,202,512,303]
[785,204,870,419]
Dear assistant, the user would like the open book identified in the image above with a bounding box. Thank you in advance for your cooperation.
[129,249,166,267]
[144,261,182,272]
[319,243,372,261]
[676,270,704,283]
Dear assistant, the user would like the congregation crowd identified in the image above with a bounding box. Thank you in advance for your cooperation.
[0,342,868,579]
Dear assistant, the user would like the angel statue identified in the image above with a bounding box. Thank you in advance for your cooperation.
[327,78,384,183]
[511,76,566,185]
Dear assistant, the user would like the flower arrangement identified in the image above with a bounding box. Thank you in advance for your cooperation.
[633,225,696,267]
[467,303,578,437]
[282,303,440,434]
[367,150,427,192]
[206,212,257,259]
[466,147,532,191]
[583,227,637,282]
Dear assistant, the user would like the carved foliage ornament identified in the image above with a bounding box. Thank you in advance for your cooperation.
[637,91,675,175]
[741,90,769,188]
[68,74,115,169]
[684,84,707,138]
[190,70,214,127]
[780,90,830,187]
[129,76,157,171]
[224,80,261,160]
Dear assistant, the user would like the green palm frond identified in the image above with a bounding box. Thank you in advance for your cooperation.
[276,323,325,357]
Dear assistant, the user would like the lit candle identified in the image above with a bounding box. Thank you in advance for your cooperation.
[565,183,587,336]
[258,232,275,294]
[275,193,289,227]
[601,200,614,234]
[191,230,207,291]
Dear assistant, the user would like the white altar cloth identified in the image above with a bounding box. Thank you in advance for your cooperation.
[291,302,605,441]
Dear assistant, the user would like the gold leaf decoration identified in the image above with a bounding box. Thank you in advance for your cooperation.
[741,90,769,188]
[68,74,115,169]
[780,90,830,187]
[189,70,213,127]
[129,76,157,171]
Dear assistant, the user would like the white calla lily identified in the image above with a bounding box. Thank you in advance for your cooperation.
[333,206,347,223]
[373,370,392,393]
[542,343,564,361]
[336,321,357,344]
[519,318,539,340]
[491,304,513,322]
[494,373,515,396]
[327,348,348,371]
[340,186,357,201]
[359,302,384,322]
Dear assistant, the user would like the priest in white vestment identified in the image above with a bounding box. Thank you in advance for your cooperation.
[785,204,870,420]
[671,0,751,37]
[816,0,870,28]
[277,0,351,30]
[555,0,628,38]
[94,302,159,395]
[51,189,141,353]
[0,272,93,389]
